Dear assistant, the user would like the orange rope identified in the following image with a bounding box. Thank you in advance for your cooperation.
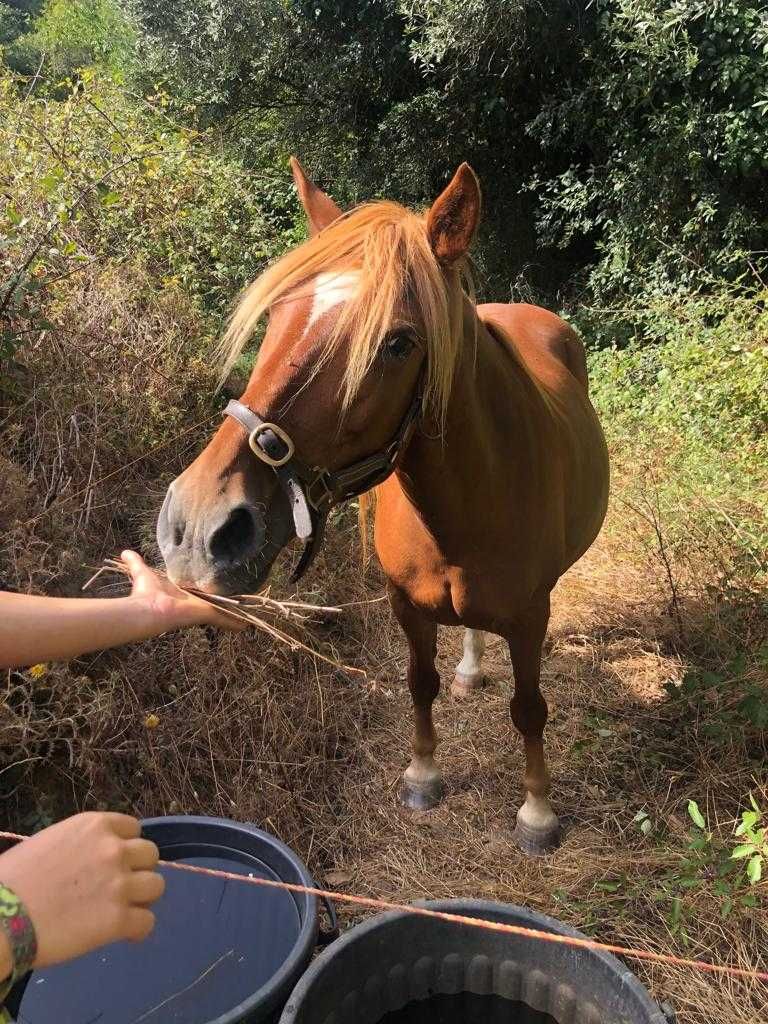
[1,830,766,984]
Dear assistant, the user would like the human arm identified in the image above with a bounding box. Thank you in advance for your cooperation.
[0,550,242,669]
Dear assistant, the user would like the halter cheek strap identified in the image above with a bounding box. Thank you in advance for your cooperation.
[223,402,315,543]
[223,374,423,582]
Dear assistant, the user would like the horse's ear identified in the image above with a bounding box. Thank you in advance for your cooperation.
[290,156,343,236]
[426,163,482,265]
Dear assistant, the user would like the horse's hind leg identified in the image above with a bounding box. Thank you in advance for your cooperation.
[451,628,486,696]
[388,584,444,811]
[506,595,560,855]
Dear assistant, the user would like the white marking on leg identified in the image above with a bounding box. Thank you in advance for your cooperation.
[307,271,359,328]
[456,628,486,680]
[404,755,442,789]
[517,792,558,832]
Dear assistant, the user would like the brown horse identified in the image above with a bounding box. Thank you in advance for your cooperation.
[157,159,609,854]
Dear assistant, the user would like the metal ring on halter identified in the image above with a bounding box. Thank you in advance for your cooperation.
[248,423,295,467]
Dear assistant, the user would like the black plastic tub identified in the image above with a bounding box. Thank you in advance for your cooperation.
[14,815,334,1024]
[280,899,674,1024]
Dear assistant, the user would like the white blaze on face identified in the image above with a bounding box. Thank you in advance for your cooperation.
[307,271,359,328]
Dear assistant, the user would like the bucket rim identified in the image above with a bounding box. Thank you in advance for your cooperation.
[280,897,668,1024]
[142,814,319,1024]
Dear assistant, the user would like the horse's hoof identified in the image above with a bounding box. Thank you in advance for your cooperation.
[399,778,445,811]
[451,672,485,697]
[512,817,561,856]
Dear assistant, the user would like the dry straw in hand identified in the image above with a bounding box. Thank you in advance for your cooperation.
[83,557,367,678]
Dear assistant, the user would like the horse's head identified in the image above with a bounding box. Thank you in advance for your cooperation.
[156,158,480,594]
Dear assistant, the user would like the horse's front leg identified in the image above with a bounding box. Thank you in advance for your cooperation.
[506,595,561,855]
[388,584,444,811]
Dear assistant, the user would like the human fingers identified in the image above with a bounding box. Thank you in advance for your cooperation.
[123,837,159,870]
[123,907,157,943]
[120,550,153,583]
[125,871,165,906]
[100,812,142,840]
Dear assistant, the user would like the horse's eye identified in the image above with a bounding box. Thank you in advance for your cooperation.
[384,331,415,362]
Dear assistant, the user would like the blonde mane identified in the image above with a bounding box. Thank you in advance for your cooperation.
[217,201,472,429]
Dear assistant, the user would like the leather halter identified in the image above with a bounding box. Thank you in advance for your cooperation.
[223,373,423,582]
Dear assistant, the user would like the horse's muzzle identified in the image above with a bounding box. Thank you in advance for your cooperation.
[156,480,293,595]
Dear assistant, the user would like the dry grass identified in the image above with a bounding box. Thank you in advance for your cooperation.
[2,266,767,1023]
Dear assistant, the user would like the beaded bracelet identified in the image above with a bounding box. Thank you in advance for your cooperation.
[0,884,36,989]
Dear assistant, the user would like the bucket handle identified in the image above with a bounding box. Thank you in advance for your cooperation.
[317,894,339,946]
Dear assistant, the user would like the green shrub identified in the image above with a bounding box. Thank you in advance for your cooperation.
[3,0,135,79]
[0,1,42,50]
[0,66,298,358]
[586,289,768,589]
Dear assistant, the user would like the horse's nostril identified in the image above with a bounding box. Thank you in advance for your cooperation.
[173,524,184,547]
[207,507,257,565]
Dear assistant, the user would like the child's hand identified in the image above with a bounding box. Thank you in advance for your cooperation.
[121,550,246,631]
[0,813,164,969]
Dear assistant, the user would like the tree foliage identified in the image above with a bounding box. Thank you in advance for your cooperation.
[4,0,136,78]
[0,0,42,53]
[531,0,768,302]
[127,1,768,306]
[0,67,295,359]
[3,1,768,309]
[128,0,589,298]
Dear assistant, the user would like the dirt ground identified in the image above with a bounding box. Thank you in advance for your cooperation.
[297,522,768,1024]
[1,311,766,1023]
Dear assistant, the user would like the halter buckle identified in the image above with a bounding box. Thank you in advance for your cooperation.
[248,423,296,467]
[306,472,335,512]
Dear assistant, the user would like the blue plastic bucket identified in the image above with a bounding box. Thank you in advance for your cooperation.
[15,815,334,1024]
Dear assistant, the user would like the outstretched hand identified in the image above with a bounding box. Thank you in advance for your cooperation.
[121,551,247,632]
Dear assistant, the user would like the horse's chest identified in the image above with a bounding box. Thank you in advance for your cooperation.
[374,479,555,626]
[377,534,518,627]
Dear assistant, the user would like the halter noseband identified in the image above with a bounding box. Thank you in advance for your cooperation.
[223,375,423,582]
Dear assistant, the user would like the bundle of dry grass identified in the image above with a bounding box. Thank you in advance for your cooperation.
[82,556,367,678]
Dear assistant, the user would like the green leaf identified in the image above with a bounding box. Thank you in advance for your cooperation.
[736,811,759,835]
[738,693,768,728]
[681,671,701,693]
[668,897,682,932]
[747,855,762,884]
[732,844,755,859]
[640,818,652,835]
[701,670,723,687]
[728,652,747,676]
[101,191,121,207]
[688,800,706,829]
